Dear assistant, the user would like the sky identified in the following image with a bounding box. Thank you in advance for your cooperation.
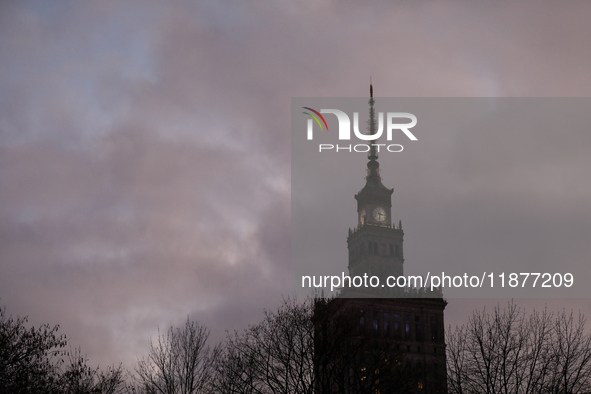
[2,0,591,370]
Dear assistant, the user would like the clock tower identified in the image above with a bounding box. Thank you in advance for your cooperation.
[314,85,448,394]
[347,85,404,281]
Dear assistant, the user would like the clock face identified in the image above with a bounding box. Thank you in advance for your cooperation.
[373,207,386,222]
[360,209,366,225]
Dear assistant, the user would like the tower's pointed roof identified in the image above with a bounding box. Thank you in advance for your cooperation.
[358,83,392,195]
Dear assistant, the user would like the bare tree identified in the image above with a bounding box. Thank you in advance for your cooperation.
[446,302,591,394]
[0,306,125,394]
[0,306,66,393]
[544,311,591,394]
[213,298,316,394]
[132,318,218,394]
[60,347,125,394]
[213,297,417,394]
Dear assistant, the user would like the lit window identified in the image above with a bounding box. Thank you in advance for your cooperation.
[405,315,410,340]
[418,382,423,389]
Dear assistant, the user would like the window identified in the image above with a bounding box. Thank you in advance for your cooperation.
[431,316,438,342]
[405,315,410,340]
[393,313,399,337]
[373,312,379,335]
[395,245,400,257]
[418,382,423,389]
[359,309,365,332]
[389,244,394,256]
[415,315,422,341]
[383,313,389,336]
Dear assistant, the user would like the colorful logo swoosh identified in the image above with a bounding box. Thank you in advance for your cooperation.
[302,107,328,131]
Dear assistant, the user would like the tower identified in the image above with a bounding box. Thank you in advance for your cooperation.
[347,84,404,282]
[314,84,448,394]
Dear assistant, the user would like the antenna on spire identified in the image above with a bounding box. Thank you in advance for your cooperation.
[367,78,379,175]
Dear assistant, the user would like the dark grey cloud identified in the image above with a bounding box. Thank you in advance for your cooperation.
[2,0,591,368]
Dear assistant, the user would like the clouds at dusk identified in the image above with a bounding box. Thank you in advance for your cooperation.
[2,0,591,368]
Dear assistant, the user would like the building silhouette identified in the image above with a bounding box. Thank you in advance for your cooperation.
[314,85,447,394]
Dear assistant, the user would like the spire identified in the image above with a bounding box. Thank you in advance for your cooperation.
[366,81,380,182]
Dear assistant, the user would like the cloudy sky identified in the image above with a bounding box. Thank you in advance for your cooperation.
[2,0,591,369]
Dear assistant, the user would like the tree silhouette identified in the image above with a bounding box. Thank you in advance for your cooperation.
[132,318,219,394]
[0,306,66,393]
[0,306,124,394]
[446,302,591,394]
[213,298,418,394]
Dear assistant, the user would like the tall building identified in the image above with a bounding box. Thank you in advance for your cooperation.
[314,86,447,394]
